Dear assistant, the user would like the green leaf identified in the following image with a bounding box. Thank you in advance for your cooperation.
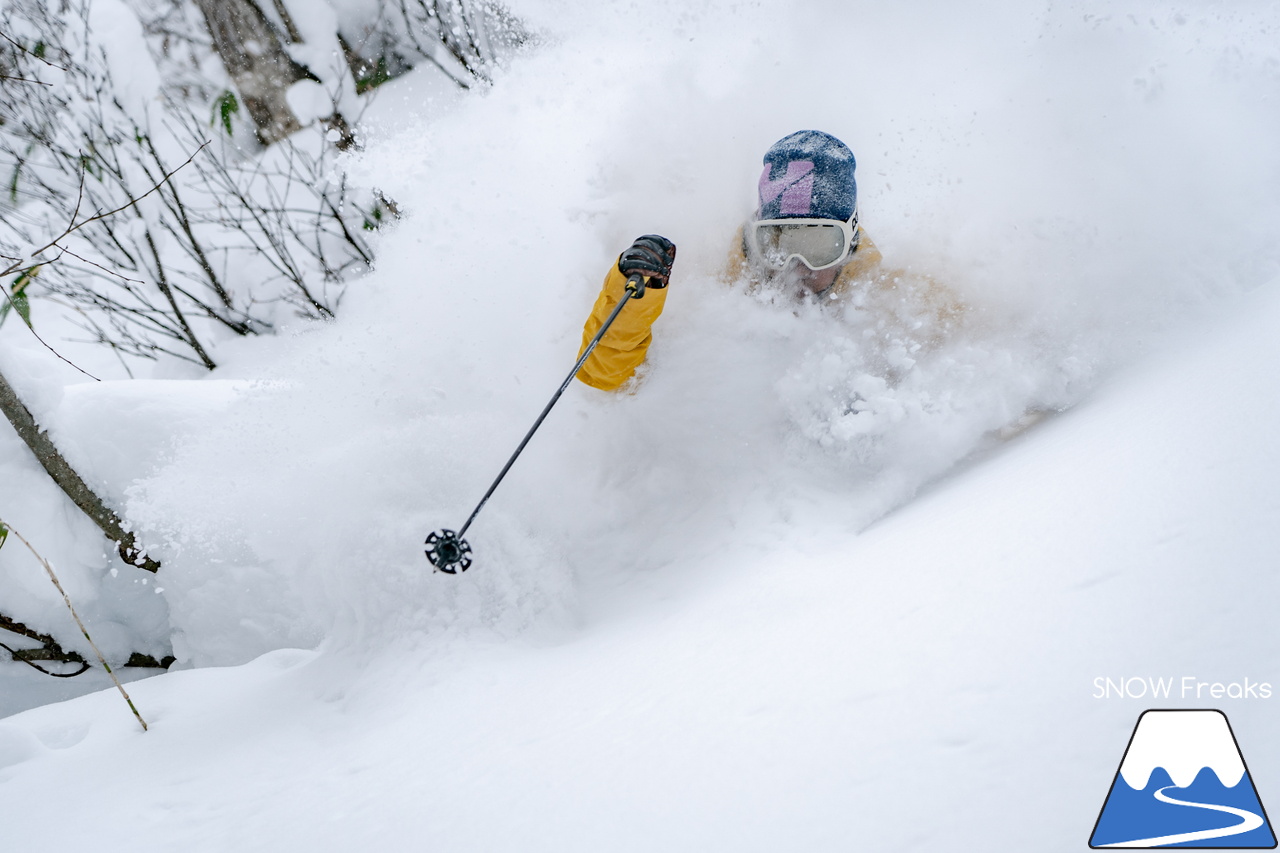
[355,56,392,95]
[77,153,101,180]
[13,290,30,327]
[212,90,239,136]
[362,205,385,231]
[0,522,8,552]
[1,266,37,329]
[8,159,22,205]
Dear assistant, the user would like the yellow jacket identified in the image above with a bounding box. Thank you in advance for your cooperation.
[574,263,669,391]
[575,226,961,391]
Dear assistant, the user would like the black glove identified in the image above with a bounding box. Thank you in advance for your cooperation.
[618,234,676,288]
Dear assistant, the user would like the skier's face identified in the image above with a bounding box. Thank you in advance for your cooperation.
[779,258,842,297]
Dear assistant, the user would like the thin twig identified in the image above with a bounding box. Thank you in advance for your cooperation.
[52,244,148,285]
[0,140,212,379]
[0,267,101,381]
[0,74,50,85]
[0,639,90,677]
[0,27,68,70]
[0,610,91,676]
[29,141,209,259]
[0,518,148,731]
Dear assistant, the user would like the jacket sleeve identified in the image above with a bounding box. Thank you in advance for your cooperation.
[574,262,669,391]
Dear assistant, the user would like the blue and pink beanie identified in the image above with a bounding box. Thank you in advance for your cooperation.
[757,130,857,222]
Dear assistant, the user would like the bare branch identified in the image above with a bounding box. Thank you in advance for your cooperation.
[29,140,210,259]
[0,268,102,381]
[0,26,67,71]
[0,518,149,730]
[0,73,50,85]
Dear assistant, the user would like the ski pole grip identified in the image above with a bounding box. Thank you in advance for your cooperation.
[625,273,646,299]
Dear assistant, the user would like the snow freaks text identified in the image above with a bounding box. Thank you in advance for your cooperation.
[1093,677,1273,701]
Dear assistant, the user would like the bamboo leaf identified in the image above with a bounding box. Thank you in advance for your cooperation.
[212,90,239,136]
[13,291,31,327]
[1,266,37,329]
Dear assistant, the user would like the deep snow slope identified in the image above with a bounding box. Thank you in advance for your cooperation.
[2,0,1276,671]
[3,278,1279,852]
[1,0,1280,849]
[118,0,1280,668]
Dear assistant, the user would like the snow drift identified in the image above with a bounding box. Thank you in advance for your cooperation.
[0,0,1277,689]
[2,0,1280,850]
[117,0,1280,666]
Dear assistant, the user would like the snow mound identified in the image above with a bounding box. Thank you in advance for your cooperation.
[113,0,1280,666]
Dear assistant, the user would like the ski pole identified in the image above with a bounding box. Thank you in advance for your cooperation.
[425,273,648,573]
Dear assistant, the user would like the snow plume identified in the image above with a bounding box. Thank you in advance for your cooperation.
[118,0,1280,664]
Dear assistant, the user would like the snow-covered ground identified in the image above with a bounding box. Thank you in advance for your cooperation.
[3,1,1280,849]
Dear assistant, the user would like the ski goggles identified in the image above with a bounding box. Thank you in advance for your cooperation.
[748,214,859,271]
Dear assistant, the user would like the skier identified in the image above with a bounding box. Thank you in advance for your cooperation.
[427,133,984,572]
[574,129,956,392]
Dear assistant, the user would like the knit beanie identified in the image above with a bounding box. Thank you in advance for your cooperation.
[757,130,857,221]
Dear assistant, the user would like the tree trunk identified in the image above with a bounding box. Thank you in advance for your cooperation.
[0,367,160,572]
[191,0,315,145]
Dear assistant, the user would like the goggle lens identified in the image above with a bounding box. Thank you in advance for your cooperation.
[752,222,849,270]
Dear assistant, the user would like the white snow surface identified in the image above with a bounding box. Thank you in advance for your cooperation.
[2,0,1280,849]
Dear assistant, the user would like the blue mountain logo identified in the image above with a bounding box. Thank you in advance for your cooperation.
[1091,709,1277,848]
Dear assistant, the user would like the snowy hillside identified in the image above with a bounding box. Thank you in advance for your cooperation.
[4,281,1280,851]
[3,0,1280,850]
